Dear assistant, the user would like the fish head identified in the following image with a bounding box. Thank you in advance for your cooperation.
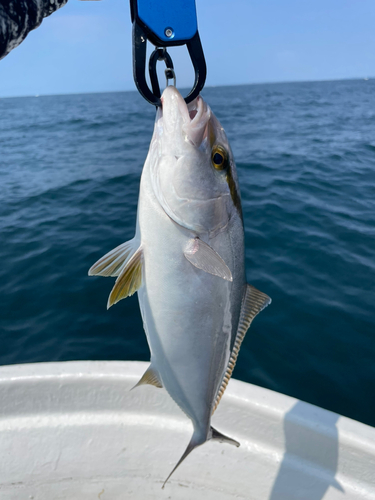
[149,86,242,235]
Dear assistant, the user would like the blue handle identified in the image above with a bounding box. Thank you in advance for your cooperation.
[136,0,198,44]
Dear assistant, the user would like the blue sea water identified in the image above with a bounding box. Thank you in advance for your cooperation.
[0,80,374,428]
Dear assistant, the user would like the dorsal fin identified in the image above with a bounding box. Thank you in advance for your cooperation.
[107,246,143,308]
[131,364,163,390]
[212,284,271,414]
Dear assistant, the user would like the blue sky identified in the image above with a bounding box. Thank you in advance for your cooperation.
[0,0,374,97]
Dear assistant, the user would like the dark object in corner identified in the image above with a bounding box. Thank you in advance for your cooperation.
[0,0,68,60]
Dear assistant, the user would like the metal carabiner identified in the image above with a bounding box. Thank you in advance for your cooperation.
[130,0,207,107]
[148,47,175,99]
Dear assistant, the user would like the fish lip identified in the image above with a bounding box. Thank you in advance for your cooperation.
[159,87,210,145]
[160,86,190,123]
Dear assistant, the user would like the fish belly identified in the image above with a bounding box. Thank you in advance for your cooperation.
[137,177,241,432]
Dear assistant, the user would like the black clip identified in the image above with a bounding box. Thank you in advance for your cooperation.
[131,0,207,107]
[148,47,175,99]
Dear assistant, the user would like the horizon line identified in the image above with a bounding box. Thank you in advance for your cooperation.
[0,75,373,99]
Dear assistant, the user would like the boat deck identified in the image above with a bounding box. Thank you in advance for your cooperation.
[0,361,374,499]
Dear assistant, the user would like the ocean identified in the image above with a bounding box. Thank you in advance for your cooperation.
[0,79,374,428]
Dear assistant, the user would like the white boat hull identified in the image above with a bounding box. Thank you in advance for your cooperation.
[0,361,374,499]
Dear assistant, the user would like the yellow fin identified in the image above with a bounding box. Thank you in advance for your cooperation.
[88,238,138,277]
[212,284,271,414]
[107,246,143,308]
[131,364,163,390]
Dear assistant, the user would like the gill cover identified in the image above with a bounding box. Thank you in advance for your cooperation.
[150,87,238,234]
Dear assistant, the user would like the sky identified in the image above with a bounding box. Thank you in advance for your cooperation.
[0,0,374,97]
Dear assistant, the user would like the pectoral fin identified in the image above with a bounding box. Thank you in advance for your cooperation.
[88,238,138,277]
[184,237,233,282]
[212,284,271,413]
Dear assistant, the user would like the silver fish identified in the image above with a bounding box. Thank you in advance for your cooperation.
[89,87,271,485]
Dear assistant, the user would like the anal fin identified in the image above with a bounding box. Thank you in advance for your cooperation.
[131,364,163,390]
[212,284,271,414]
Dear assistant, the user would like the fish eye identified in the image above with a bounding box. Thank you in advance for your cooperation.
[211,145,228,170]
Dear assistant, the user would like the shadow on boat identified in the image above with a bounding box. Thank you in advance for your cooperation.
[269,400,345,500]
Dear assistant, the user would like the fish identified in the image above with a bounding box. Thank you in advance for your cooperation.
[88,86,271,486]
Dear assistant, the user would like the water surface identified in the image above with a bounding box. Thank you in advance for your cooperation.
[1,80,374,427]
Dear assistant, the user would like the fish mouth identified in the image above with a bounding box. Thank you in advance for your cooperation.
[160,86,210,146]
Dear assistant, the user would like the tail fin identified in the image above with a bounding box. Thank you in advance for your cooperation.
[162,429,206,489]
[210,426,240,447]
[162,426,240,488]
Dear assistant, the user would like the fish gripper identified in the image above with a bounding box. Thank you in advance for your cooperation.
[130,0,207,107]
